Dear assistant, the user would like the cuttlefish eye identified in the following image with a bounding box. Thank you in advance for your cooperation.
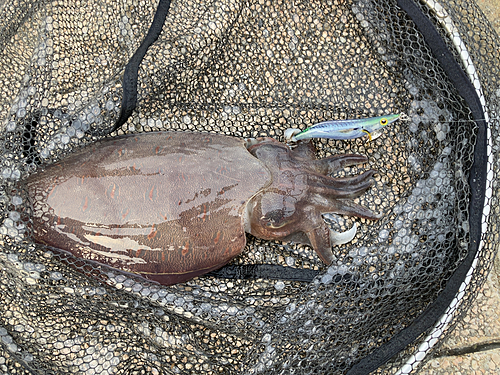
[262,209,291,229]
[379,118,388,126]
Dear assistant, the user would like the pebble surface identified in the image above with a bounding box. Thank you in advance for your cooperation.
[420,260,500,373]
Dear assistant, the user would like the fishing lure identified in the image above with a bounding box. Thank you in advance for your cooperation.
[286,113,402,142]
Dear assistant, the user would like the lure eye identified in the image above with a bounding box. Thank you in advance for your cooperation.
[380,118,388,126]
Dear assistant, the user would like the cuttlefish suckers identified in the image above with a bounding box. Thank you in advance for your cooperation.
[293,113,402,141]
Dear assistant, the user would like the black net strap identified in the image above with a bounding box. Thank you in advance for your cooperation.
[346,0,488,373]
[110,0,172,134]
[206,265,319,282]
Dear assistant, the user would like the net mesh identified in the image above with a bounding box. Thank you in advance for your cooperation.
[0,0,498,373]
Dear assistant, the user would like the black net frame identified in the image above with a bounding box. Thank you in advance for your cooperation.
[0,0,498,374]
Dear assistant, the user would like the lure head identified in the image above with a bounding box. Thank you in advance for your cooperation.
[375,113,401,127]
[362,113,401,140]
[357,113,401,131]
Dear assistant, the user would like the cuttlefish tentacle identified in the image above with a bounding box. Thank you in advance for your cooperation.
[306,224,336,264]
[305,221,358,264]
[307,172,375,199]
[321,197,381,220]
[308,169,376,189]
[290,141,370,176]
[309,183,373,200]
[328,169,376,187]
[309,154,369,175]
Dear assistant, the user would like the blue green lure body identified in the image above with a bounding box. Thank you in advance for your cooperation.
[293,114,401,141]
